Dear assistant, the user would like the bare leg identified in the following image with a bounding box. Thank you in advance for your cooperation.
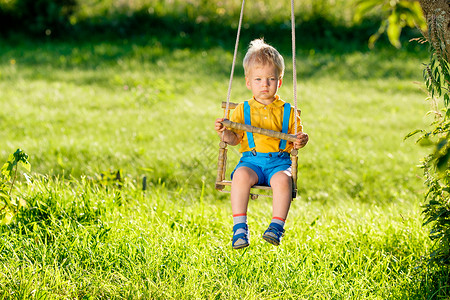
[230,167,258,249]
[230,167,259,215]
[262,170,292,246]
[270,170,293,220]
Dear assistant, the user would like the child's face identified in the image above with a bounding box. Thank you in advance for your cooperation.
[245,63,282,104]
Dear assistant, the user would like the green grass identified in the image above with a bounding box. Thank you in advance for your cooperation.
[0,178,434,298]
[0,36,446,298]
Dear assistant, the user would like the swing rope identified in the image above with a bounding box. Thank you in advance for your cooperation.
[224,0,298,123]
[290,0,298,136]
[223,0,246,123]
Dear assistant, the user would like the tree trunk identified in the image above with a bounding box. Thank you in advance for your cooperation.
[419,0,450,60]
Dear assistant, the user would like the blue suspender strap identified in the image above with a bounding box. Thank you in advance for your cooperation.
[279,103,291,150]
[244,101,256,151]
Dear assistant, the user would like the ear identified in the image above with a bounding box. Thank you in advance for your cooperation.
[278,78,283,88]
[245,77,251,90]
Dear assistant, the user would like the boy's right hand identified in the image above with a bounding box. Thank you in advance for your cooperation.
[215,118,226,133]
[293,132,309,149]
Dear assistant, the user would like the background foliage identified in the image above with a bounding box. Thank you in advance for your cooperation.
[0,0,423,50]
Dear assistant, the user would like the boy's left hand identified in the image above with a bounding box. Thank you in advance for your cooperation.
[293,132,309,149]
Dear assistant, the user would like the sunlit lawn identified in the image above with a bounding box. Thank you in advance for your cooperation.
[0,37,440,298]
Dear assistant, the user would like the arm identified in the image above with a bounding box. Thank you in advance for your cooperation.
[215,118,241,146]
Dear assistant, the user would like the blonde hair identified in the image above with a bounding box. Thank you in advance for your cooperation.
[243,38,285,78]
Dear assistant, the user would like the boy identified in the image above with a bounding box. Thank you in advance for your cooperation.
[215,39,309,249]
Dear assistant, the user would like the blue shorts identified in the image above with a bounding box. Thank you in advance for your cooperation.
[231,151,292,187]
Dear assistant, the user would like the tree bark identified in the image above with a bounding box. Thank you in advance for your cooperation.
[419,0,450,60]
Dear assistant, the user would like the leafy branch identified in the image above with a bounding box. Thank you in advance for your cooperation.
[409,14,450,266]
[355,0,426,48]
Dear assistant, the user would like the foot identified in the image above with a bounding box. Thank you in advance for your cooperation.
[262,224,284,246]
[232,223,249,249]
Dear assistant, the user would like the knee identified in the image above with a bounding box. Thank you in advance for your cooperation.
[233,168,258,185]
[270,172,292,190]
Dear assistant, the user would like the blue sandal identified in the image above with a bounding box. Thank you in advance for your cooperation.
[232,223,249,249]
[262,224,284,246]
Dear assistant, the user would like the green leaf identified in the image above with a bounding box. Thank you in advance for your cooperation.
[354,0,380,23]
[404,129,423,140]
[0,188,9,199]
[368,20,387,49]
[13,149,30,171]
[1,159,13,180]
[437,149,450,171]
[437,139,448,151]
[1,210,14,225]
[418,135,434,147]
[387,13,402,49]
[1,149,31,180]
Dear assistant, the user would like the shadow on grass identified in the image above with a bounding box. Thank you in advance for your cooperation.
[0,29,429,86]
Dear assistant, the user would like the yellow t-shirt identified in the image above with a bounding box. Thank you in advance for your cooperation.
[229,96,303,153]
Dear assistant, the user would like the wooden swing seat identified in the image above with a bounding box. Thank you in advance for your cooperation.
[216,179,272,190]
[215,102,300,199]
